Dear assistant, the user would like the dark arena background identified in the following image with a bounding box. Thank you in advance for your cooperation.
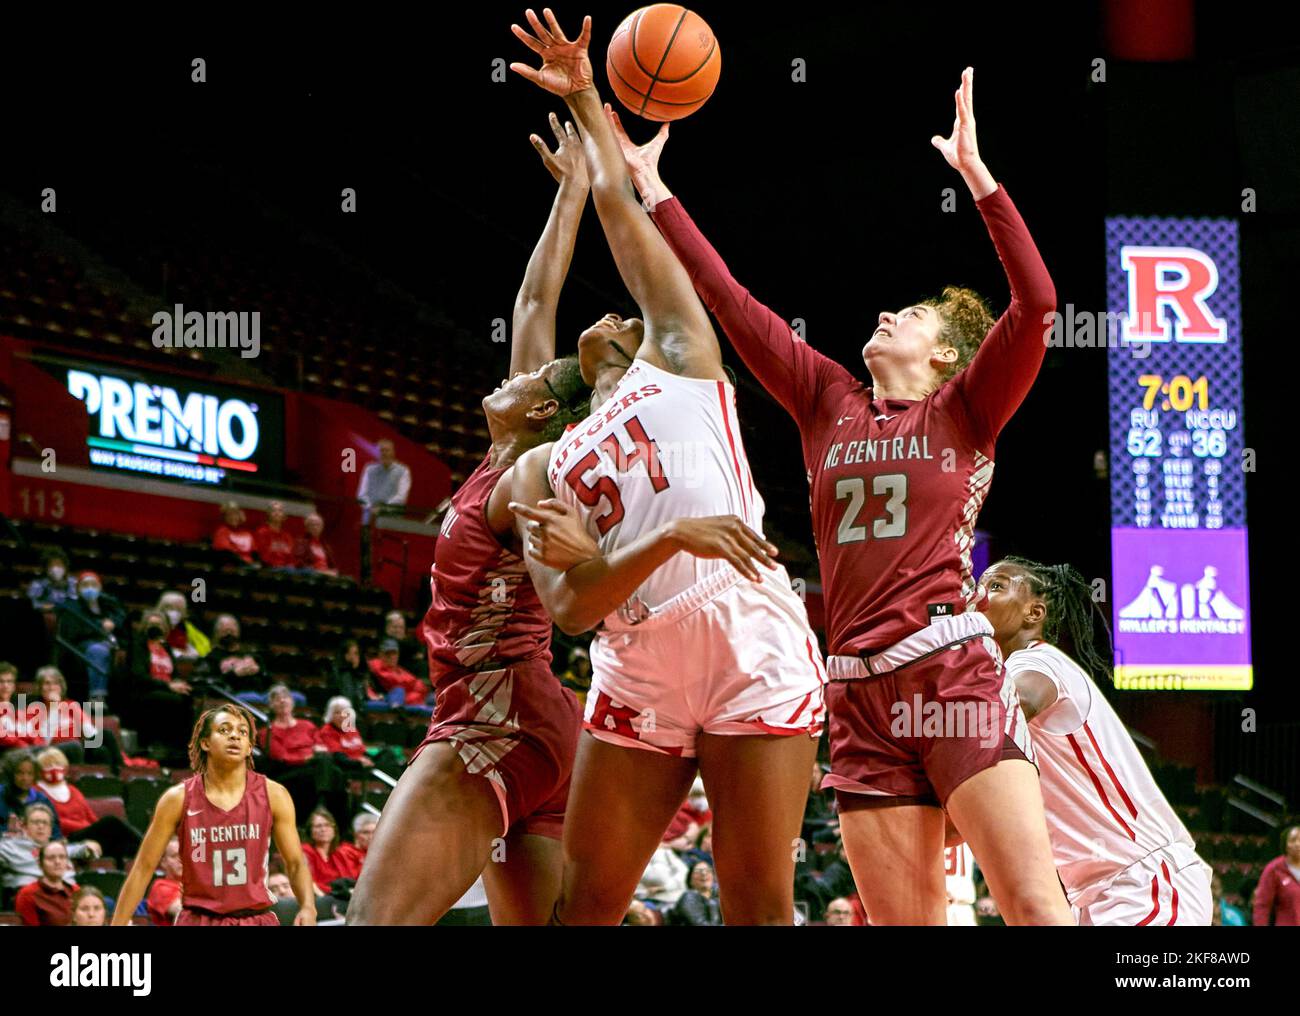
[2,0,1296,995]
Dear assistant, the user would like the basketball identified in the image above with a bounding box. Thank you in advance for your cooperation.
[606,4,721,122]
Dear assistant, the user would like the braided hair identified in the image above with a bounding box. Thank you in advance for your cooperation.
[1000,556,1113,684]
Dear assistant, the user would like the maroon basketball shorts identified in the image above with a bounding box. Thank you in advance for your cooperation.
[414,657,582,841]
[175,907,279,926]
[823,612,1035,808]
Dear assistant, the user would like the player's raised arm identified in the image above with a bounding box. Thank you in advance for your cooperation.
[934,68,1056,447]
[511,112,590,376]
[510,445,777,634]
[268,779,317,925]
[510,10,724,381]
[606,105,857,427]
[110,784,184,926]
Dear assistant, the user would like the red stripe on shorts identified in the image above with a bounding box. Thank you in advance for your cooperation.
[1067,732,1137,840]
[1161,861,1180,925]
[1135,874,1161,926]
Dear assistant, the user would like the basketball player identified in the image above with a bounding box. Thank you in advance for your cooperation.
[608,65,1071,924]
[347,115,597,925]
[978,557,1213,925]
[509,10,827,926]
[944,842,977,926]
[111,705,316,926]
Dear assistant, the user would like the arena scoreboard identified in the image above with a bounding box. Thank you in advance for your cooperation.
[1106,217,1251,690]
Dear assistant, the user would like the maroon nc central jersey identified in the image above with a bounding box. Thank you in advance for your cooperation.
[421,455,553,678]
[652,187,1054,653]
[177,771,274,914]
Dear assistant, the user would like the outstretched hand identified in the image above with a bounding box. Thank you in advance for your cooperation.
[510,9,594,97]
[930,67,982,173]
[605,103,672,207]
[531,111,588,187]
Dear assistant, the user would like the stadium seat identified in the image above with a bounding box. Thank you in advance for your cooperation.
[88,795,127,821]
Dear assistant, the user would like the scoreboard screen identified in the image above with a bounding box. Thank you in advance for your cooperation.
[1106,217,1251,690]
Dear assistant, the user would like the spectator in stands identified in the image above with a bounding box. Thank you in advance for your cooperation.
[367,638,432,708]
[663,777,711,851]
[296,513,339,576]
[1211,872,1247,927]
[1,662,39,751]
[329,640,375,707]
[268,872,295,901]
[28,666,97,764]
[145,836,183,926]
[55,572,125,700]
[671,861,722,926]
[637,844,689,912]
[623,899,661,926]
[69,885,108,926]
[255,501,297,569]
[302,807,364,894]
[1,750,60,836]
[357,439,411,516]
[824,897,859,926]
[352,812,377,860]
[261,683,346,823]
[383,611,428,679]
[318,697,374,769]
[213,502,257,565]
[975,894,1005,927]
[27,548,78,613]
[1253,824,1300,926]
[0,803,99,906]
[681,825,714,873]
[14,839,79,926]
[125,610,192,758]
[202,614,263,693]
[156,590,208,660]
[34,747,143,858]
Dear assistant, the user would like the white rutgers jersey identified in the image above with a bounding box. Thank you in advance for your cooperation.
[1006,641,1197,899]
[547,358,763,621]
[944,842,976,906]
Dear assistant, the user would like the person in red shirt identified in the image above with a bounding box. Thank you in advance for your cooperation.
[318,698,374,768]
[296,513,339,576]
[302,807,364,894]
[145,836,184,925]
[213,502,257,565]
[34,747,143,858]
[1254,825,1300,926]
[15,839,78,926]
[367,640,431,707]
[264,684,322,765]
[110,703,317,926]
[0,661,39,750]
[255,501,298,569]
[605,66,1068,923]
[261,683,348,823]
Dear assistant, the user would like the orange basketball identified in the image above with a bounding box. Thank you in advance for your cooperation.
[606,5,721,122]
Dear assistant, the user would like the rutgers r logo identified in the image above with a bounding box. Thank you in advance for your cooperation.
[1119,246,1228,345]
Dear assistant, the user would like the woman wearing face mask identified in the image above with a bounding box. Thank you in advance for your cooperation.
[155,590,210,661]
[54,572,126,701]
[127,610,193,760]
[27,549,78,613]
[34,747,143,859]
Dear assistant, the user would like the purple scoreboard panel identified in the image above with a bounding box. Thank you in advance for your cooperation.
[1106,217,1251,690]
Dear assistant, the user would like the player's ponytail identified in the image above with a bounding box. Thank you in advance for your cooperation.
[1000,556,1113,684]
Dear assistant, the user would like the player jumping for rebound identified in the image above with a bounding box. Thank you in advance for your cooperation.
[111,705,316,926]
[978,558,1213,925]
[610,66,1072,924]
[509,10,827,926]
[347,115,596,925]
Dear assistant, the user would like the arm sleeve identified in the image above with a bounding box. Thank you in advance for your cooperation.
[651,197,856,428]
[394,464,411,505]
[356,464,373,502]
[1252,864,1277,926]
[949,186,1056,449]
[14,887,38,926]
